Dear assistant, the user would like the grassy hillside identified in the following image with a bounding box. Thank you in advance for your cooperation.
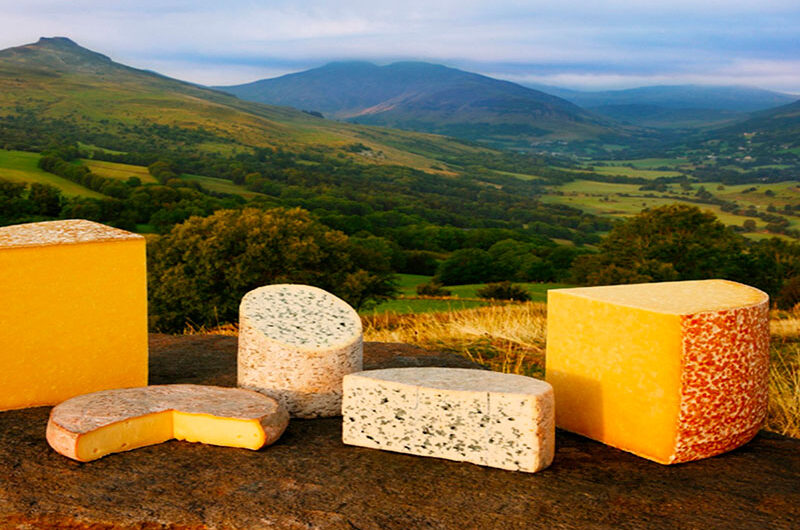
[0,38,492,173]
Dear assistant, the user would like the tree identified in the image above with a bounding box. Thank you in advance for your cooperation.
[147,207,396,332]
[28,182,62,217]
[435,248,494,285]
[571,204,747,285]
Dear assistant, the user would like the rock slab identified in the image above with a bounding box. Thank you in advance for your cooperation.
[0,334,798,529]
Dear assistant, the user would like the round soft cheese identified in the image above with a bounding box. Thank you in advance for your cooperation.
[47,384,289,462]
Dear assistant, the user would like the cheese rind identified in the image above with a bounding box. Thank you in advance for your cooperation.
[545,279,769,464]
[238,284,363,418]
[0,219,147,411]
[47,384,289,461]
[342,368,555,473]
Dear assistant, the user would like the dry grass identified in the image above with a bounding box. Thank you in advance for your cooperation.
[189,305,800,438]
[362,303,547,377]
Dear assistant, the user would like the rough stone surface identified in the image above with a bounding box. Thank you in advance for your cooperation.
[0,334,798,529]
[238,284,363,418]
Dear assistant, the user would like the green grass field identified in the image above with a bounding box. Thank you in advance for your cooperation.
[588,165,685,179]
[82,159,157,183]
[364,274,571,314]
[543,178,800,235]
[0,149,104,198]
[180,174,263,198]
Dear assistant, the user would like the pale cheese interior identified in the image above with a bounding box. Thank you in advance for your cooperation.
[75,410,265,461]
[545,279,767,463]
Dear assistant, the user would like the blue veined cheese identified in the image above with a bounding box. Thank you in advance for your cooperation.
[238,284,363,418]
[342,367,555,473]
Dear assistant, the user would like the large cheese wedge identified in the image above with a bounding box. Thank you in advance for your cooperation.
[342,367,555,473]
[47,384,289,462]
[546,279,769,464]
[0,219,147,411]
[238,284,363,418]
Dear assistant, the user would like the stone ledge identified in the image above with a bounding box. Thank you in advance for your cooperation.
[0,334,798,529]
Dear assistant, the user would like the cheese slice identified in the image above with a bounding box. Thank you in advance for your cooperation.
[546,279,769,464]
[0,219,147,411]
[238,284,363,418]
[47,384,289,462]
[342,367,555,473]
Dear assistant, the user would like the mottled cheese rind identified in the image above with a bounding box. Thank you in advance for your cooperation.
[47,384,289,462]
[342,368,555,473]
[545,279,769,464]
[0,219,147,411]
[238,284,363,418]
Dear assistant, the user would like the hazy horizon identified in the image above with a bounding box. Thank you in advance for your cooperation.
[2,1,799,93]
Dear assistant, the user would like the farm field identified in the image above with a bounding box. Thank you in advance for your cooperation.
[180,174,263,198]
[585,165,685,179]
[0,149,104,198]
[543,178,800,235]
[365,274,571,314]
[81,159,157,183]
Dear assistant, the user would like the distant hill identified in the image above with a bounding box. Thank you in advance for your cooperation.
[217,61,624,148]
[704,99,800,148]
[0,38,489,171]
[524,83,797,129]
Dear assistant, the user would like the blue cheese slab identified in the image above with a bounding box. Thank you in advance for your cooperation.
[342,367,555,473]
[238,284,363,418]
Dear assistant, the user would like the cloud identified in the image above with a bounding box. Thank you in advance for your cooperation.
[0,0,798,91]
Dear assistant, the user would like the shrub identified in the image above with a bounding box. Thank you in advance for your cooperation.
[416,281,452,297]
[476,282,531,301]
[777,276,800,310]
[147,207,396,332]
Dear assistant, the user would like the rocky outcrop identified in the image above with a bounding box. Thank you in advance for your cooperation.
[0,334,798,529]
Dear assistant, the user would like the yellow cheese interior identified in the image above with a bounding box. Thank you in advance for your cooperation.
[0,239,147,410]
[546,290,683,462]
[75,411,266,461]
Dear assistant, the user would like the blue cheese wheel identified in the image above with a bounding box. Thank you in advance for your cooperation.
[342,367,555,473]
[238,284,363,418]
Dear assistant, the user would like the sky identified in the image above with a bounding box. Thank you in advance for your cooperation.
[1,0,799,93]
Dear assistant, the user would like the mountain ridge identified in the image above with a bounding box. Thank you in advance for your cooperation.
[216,61,623,148]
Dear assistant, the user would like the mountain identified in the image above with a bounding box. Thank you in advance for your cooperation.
[703,99,800,149]
[0,38,489,171]
[524,83,798,129]
[217,61,624,149]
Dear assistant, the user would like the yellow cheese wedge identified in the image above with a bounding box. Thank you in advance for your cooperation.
[47,384,290,461]
[545,279,769,464]
[0,219,147,411]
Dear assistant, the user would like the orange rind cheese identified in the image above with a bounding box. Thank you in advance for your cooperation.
[0,219,147,411]
[545,279,769,464]
[47,384,290,461]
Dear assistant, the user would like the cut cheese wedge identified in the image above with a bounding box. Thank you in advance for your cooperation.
[47,385,289,462]
[238,284,363,418]
[0,219,148,411]
[342,368,555,473]
[546,279,769,464]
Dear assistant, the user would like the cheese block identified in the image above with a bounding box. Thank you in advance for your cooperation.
[0,219,147,411]
[342,367,555,473]
[47,384,290,462]
[238,284,363,418]
[546,279,769,464]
